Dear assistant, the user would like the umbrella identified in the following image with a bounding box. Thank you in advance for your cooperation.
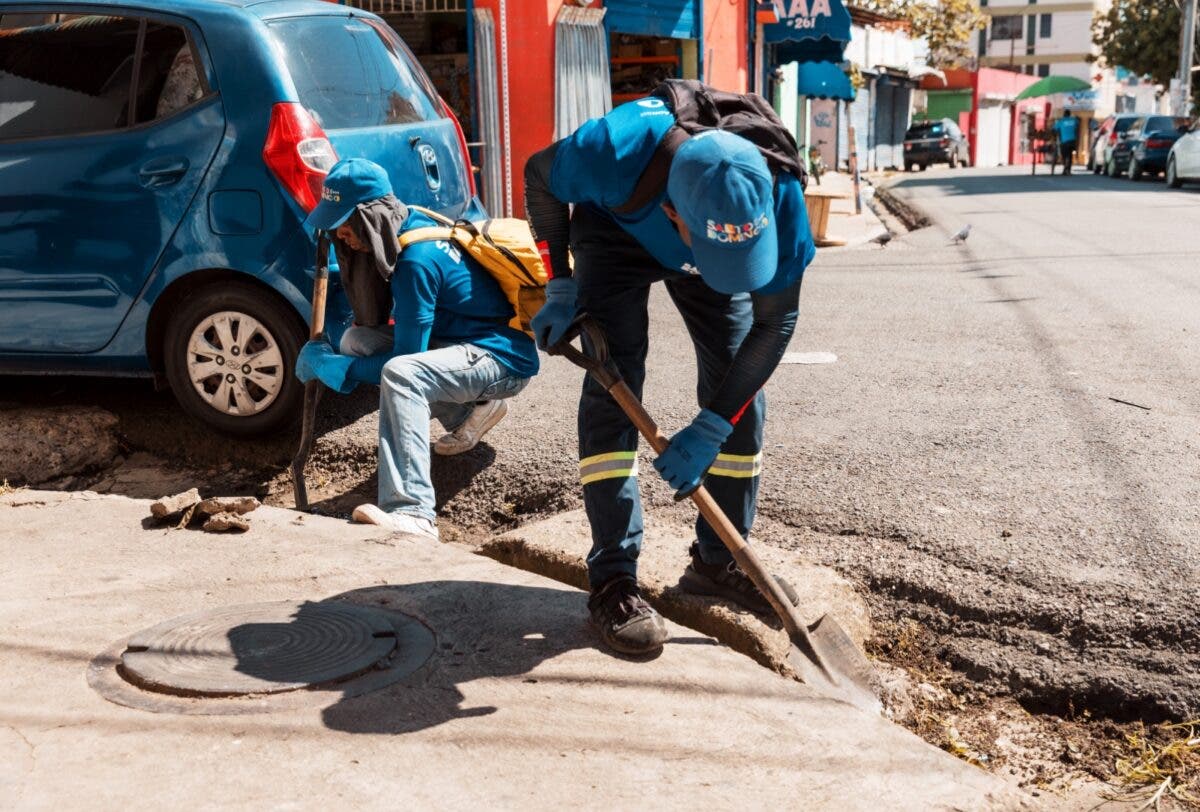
[1015,75,1092,100]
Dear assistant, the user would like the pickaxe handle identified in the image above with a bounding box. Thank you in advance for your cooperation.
[291,233,331,511]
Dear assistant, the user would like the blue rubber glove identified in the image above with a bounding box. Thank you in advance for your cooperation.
[532,276,578,350]
[653,408,734,499]
[295,339,356,394]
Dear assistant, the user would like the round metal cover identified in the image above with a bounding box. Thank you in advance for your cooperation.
[120,601,402,697]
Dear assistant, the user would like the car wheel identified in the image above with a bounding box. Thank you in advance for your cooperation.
[1167,157,1183,188]
[949,152,959,169]
[163,282,306,437]
[905,162,915,172]
[1128,158,1141,181]
[1106,158,1118,178]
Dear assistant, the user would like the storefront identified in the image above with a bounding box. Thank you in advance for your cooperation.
[917,68,1043,167]
[345,0,749,217]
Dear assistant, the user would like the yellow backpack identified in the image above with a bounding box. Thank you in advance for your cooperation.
[399,206,547,339]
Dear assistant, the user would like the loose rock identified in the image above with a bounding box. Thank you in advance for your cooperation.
[150,488,202,519]
[202,512,250,533]
[195,496,260,517]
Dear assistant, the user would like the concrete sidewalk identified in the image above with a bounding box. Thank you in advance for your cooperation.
[0,490,1033,810]
[806,170,889,250]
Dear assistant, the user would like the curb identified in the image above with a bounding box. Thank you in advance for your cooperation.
[873,184,932,231]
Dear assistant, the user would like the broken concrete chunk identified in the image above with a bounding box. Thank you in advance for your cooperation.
[202,512,250,533]
[195,496,260,517]
[150,488,202,519]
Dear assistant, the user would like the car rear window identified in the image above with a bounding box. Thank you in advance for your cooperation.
[269,16,439,130]
[1113,117,1137,133]
[906,122,943,139]
[1144,116,1184,133]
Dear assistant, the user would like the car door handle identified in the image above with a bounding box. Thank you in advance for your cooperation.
[138,157,190,189]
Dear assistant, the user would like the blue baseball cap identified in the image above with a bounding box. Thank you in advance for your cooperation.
[305,158,393,231]
[667,131,777,295]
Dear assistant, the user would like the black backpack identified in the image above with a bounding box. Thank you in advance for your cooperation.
[612,79,807,216]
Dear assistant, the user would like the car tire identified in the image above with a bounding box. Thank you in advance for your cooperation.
[1167,157,1183,188]
[1128,158,1141,181]
[163,282,307,437]
[1106,158,1119,178]
[949,152,959,169]
[905,162,915,172]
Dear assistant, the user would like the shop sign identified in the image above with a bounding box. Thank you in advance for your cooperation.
[1061,89,1098,111]
[763,0,851,43]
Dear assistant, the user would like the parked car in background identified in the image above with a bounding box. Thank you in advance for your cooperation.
[1167,120,1200,188]
[0,0,476,436]
[1091,113,1139,176]
[903,119,970,171]
[1125,115,1189,180]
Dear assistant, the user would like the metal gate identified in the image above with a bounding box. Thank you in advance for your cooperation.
[604,0,697,38]
[839,84,871,171]
[472,9,503,213]
[873,80,912,170]
[555,6,611,140]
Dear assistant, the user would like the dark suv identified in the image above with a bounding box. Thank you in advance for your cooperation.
[903,118,970,171]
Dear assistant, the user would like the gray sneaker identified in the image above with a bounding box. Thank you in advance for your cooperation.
[588,576,668,656]
[434,400,507,456]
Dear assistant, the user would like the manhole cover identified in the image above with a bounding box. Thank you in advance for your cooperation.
[120,601,398,696]
[90,600,434,713]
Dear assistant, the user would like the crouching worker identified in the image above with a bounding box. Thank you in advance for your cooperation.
[294,159,539,540]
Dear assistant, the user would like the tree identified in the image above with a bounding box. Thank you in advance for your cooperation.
[1091,0,1189,85]
[862,0,987,69]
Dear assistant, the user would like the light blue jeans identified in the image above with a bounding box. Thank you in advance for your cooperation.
[340,326,529,520]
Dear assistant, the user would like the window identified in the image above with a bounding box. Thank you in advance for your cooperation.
[1039,13,1052,38]
[991,15,1023,40]
[269,17,440,130]
[0,14,140,140]
[136,22,206,123]
[1037,64,1050,77]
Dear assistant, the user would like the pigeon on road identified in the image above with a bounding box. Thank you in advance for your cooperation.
[949,224,971,244]
[870,231,893,247]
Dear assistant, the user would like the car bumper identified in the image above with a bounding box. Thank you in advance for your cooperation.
[904,147,952,163]
[1134,150,1172,171]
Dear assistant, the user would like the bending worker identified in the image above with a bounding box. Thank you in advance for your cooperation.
[295,159,538,540]
[524,96,815,656]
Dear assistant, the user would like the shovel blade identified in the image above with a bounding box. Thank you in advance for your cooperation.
[786,613,882,715]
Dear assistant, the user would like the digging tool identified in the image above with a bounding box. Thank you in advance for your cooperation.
[550,315,882,714]
[291,232,332,511]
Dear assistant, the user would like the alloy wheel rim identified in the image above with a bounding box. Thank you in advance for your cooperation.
[185,310,285,417]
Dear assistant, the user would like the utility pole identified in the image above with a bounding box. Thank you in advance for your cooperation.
[1181,0,1198,115]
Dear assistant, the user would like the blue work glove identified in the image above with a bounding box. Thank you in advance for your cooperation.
[532,276,578,350]
[653,409,734,499]
[295,339,356,394]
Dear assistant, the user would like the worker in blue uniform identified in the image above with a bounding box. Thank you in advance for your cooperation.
[523,96,816,655]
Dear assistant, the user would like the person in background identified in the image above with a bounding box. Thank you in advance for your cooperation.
[1054,109,1080,176]
[294,159,538,540]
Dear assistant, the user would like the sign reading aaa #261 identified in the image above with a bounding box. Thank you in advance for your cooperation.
[766,0,851,40]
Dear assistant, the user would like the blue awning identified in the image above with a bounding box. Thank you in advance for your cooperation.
[795,60,855,100]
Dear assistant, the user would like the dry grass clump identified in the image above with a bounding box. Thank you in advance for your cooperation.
[1103,720,1200,810]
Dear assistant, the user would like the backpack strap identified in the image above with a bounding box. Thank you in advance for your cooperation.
[610,126,690,216]
[406,205,456,226]
[398,226,455,250]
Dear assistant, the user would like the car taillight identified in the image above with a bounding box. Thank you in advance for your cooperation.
[1109,131,1118,144]
[940,137,949,147]
[441,98,477,198]
[1146,138,1170,149]
[262,103,338,213]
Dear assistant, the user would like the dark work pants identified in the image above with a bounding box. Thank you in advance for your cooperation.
[1060,140,1077,174]
[570,206,765,590]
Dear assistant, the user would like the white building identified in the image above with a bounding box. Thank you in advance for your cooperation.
[977,0,1107,83]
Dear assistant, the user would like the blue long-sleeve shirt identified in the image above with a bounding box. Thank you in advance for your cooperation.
[346,210,540,384]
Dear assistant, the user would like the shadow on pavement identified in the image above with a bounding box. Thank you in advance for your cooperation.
[888,169,1186,197]
[227,581,679,736]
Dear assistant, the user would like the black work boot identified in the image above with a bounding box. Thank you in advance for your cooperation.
[587,576,668,656]
[679,542,800,615]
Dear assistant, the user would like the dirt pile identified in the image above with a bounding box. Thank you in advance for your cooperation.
[0,405,120,486]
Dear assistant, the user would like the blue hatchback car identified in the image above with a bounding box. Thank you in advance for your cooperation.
[0,0,476,435]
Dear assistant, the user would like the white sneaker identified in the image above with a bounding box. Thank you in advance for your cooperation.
[351,504,439,541]
[433,400,508,456]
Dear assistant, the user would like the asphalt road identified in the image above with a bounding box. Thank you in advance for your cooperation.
[8,164,1197,723]
[759,166,1200,720]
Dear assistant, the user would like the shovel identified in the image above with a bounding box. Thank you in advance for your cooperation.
[549,315,882,714]
[291,232,332,511]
